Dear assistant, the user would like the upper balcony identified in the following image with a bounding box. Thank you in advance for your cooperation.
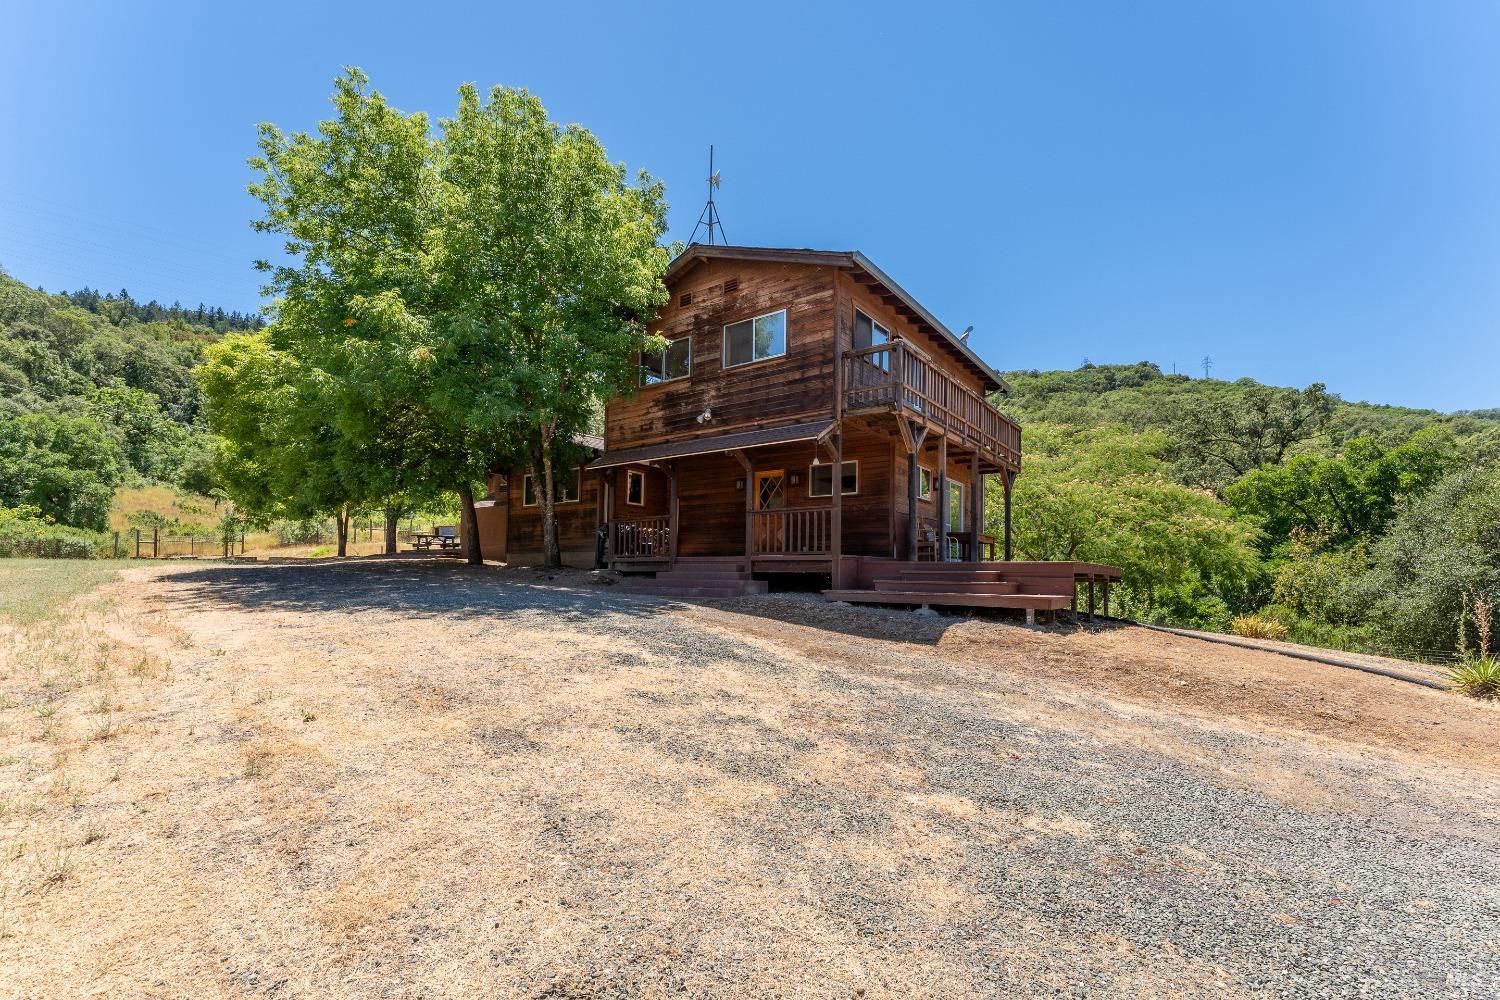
[841,341,1021,472]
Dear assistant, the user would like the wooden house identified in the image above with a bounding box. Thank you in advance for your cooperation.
[472,245,1119,618]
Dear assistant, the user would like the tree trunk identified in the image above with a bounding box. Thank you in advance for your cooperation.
[540,447,561,569]
[383,506,400,555]
[336,505,349,557]
[458,481,483,565]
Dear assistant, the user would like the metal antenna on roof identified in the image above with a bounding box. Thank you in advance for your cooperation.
[689,145,727,246]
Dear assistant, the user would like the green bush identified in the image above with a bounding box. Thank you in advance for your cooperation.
[0,505,109,559]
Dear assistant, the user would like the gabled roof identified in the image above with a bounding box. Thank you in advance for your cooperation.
[664,244,1009,394]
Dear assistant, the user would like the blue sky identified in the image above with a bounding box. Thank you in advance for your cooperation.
[3,1,1497,411]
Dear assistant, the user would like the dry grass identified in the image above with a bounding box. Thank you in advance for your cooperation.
[0,562,1494,998]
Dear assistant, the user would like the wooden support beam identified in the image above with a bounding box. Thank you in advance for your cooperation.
[602,469,615,566]
[1087,578,1096,621]
[830,428,844,588]
[969,450,981,564]
[668,461,679,568]
[1102,579,1111,617]
[1003,469,1015,561]
[936,433,949,562]
[730,450,754,560]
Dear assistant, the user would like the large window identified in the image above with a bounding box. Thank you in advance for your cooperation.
[626,469,646,506]
[723,309,786,368]
[853,310,890,350]
[809,460,858,498]
[948,480,965,531]
[522,467,581,506]
[640,336,691,385]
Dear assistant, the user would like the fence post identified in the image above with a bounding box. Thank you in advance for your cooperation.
[113,531,120,559]
[153,527,159,559]
[240,531,246,555]
[134,528,141,558]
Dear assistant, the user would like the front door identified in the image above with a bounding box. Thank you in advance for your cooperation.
[755,470,786,552]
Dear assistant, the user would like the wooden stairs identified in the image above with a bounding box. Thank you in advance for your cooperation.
[615,557,769,599]
[823,564,1076,621]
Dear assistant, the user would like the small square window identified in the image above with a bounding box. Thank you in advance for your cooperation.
[626,469,646,506]
[918,467,934,501]
[808,461,858,498]
[723,309,786,368]
[641,336,691,385]
[522,467,581,506]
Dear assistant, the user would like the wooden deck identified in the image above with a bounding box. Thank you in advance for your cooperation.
[823,560,1121,622]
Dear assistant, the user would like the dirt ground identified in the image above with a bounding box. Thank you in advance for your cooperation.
[1,559,1496,998]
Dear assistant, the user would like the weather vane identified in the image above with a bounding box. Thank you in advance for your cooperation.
[689,145,727,245]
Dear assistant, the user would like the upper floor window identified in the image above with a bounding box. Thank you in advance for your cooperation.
[723,309,786,368]
[640,336,691,385]
[625,469,646,506]
[853,310,889,350]
[522,467,581,506]
[809,460,858,497]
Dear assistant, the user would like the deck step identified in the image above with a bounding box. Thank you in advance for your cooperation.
[885,569,1007,582]
[822,590,1073,611]
[873,579,1020,594]
[621,582,768,598]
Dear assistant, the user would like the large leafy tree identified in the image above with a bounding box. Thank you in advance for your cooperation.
[244,69,475,554]
[1226,426,1460,550]
[0,409,124,530]
[432,84,669,566]
[239,71,668,565]
[1168,380,1335,490]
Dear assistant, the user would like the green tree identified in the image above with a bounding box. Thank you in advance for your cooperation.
[1225,426,1460,549]
[432,84,669,566]
[993,424,1263,627]
[1354,465,1500,656]
[0,410,124,530]
[1168,380,1334,489]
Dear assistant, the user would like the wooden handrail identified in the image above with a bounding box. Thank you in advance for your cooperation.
[753,506,831,555]
[841,341,1021,467]
[615,516,670,559]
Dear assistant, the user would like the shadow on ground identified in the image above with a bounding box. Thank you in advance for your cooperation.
[157,556,1096,649]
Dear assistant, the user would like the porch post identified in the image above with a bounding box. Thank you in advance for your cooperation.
[1003,468,1014,561]
[730,450,753,562]
[668,461,679,568]
[936,434,949,562]
[969,451,982,563]
[602,469,615,566]
[830,429,844,588]
[907,449,920,561]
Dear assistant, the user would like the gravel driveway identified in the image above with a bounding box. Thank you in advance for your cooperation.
[4,558,1497,998]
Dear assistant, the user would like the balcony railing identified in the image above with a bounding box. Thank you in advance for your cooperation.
[615,517,670,559]
[842,342,1021,467]
[753,506,831,555]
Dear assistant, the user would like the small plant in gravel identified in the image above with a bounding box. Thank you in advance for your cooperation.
[1230,614,1289,641]
[81,823,105,846]
[90,717,117,741]
[1448,657,1500,700]
[300,709,316,723]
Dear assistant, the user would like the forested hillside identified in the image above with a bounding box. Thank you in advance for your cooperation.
[0,268,234,534]
[992,362,1500,658]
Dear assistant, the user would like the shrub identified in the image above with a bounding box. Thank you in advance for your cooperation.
[1448,657,1500,700]
[272,518,326,545]
[0,505,108,559]
[1230,614,1289,641]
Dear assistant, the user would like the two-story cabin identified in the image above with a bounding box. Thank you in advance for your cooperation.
[473,245,1119,619]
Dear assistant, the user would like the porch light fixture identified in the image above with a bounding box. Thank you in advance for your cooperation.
[735,478,745,490]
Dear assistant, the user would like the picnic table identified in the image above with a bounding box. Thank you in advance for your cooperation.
[412,525,461,551]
